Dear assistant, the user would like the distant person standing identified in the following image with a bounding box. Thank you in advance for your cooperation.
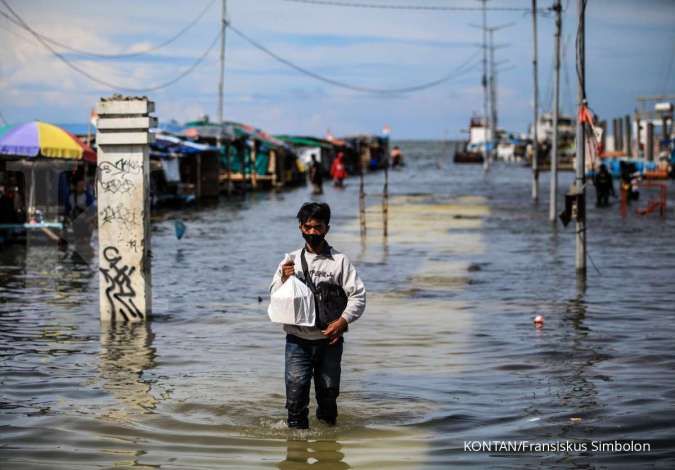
[593,164,615,207]
[308,155,324,195]
[390,145,404,168]
[330,152,347,188]
[65,178,95,242]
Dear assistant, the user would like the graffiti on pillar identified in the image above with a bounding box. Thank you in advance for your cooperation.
[99,246,144,321]
[98,158,142,194]
[100,203,138,229]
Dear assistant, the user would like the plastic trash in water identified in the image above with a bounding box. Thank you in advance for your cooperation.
[174,219,186,240]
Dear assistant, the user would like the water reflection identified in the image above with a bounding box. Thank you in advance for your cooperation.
[557,293,600,439]
[277,439,350,470]
[98,322,158,419]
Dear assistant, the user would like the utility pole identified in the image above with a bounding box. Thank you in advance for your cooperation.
[575,0,587,275]
[549,0,562,224]
[486,24,512,162]
[489,30,498,157]
[531,0,540,201]
[480,0,490,170]
[217,0,230,195]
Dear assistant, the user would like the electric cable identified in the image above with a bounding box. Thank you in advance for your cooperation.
[0,0,215,59]
[280,0,541,12]
[227,21,481,94]
[1,0,221,93]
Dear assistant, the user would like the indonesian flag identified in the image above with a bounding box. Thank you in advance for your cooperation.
[382,124,391,136]
[90,108,97,128]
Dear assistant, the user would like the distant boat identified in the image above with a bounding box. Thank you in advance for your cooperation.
[454,116,487,164]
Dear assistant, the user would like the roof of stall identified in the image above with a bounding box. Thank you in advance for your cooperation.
[182,119,290,150]
[275,135,336,149]
[150,132,217,159]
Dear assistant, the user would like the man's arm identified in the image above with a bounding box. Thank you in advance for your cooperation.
[339,256,366,324]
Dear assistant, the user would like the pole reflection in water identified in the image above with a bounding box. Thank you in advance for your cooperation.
[98,322,159,420]
[277,439,350,470]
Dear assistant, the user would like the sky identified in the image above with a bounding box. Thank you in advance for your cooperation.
[0,0,673,139]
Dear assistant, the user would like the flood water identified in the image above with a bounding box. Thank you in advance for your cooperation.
[2,141,674,468]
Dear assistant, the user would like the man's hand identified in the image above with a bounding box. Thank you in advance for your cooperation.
[322,317,348,345]
[281,260,295,283]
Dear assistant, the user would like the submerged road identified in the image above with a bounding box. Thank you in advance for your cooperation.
[1,140,674,468]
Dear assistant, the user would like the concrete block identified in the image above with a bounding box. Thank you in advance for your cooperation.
[96,99,155,116]
[97,117,157,130]
[97,132,155,145]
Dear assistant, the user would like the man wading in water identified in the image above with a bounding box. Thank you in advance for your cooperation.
[270,202,366,429]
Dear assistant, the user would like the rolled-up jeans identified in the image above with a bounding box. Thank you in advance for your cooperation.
[285,334,343,429]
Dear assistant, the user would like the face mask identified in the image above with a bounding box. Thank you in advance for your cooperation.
[302,232,325,248]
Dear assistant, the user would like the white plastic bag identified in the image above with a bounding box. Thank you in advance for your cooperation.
[268,255,316,326]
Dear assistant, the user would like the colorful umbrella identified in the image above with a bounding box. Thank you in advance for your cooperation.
[0,121,96,162]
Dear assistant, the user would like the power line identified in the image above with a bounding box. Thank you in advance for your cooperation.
[3,0,481,95]
[0,0,216,59]
[0,0,221,93]
[280,0,542,12]
[227,21,481,94]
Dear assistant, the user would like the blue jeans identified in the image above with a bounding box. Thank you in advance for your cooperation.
[285,334,343,429]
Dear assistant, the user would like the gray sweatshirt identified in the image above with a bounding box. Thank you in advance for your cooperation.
[269,244,366,340]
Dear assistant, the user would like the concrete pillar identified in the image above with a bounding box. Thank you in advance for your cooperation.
[96,97,156,322]
[646,122,654,162]
[617,118,624,151]
[624,115,632,157]
[612,119,619,151]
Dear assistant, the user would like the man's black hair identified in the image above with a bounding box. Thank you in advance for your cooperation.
[297,202,331,225]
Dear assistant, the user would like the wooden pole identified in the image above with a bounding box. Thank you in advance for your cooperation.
[359,154,366,238]
[531,0,540,201]
[549,0,561,224]
[382,161,389,238]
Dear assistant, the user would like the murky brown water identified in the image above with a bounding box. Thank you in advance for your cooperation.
[2,141,675,468]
